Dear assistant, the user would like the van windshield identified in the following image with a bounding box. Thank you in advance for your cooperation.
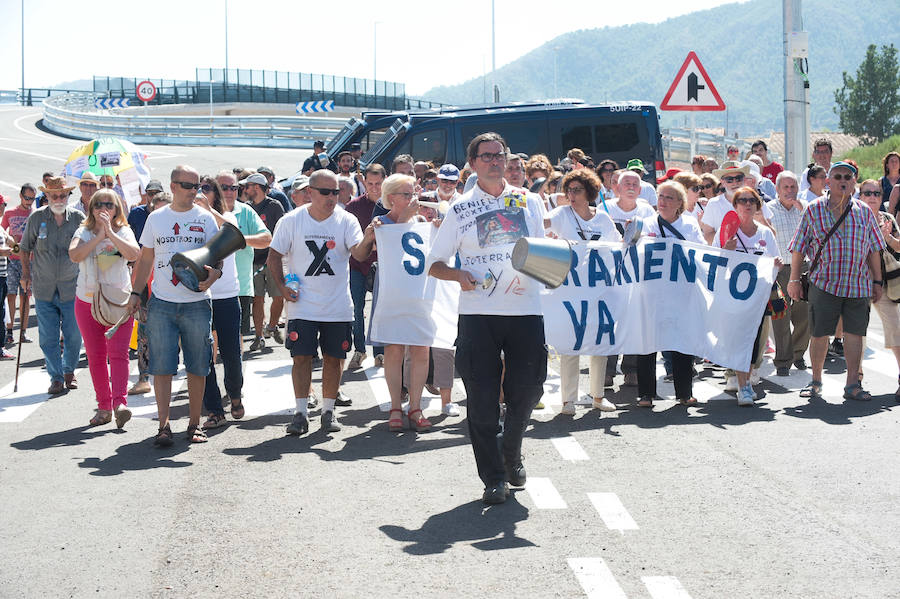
[326,118,364,154]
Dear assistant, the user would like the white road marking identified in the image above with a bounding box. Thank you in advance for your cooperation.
[0,370,53,422]
[359,357,446,414]
[643,576,693,599]
[588,492,639,532]
[12,113,62,141]
[551,436,590,461]
[524,477,568,509]
[0,178,21,190]
[567,558,628,599]
[236,359,295,416]
[0,144,63,162]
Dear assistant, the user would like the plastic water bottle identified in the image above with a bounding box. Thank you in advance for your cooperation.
[284,273,300,299]
[38,222,47,240]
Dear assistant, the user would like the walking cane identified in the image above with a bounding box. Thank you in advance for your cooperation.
[13,293,25,393]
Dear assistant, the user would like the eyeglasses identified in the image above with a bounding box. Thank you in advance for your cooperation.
[389,192,416,200]
[22,195,36,201]
[734,197,757,205]
[691,186,703,193]
[173,181,201,190]
[566,186,585,194]
[424,179,438,186]
[831,173,855,181]
[505,166,524,172]
[311,187,340,196]
[722,174,745,183]
[601,168,615,173]
[658,194,680,202]
[438,178,457,184]
[220,184,239,191]
[99,181,116,188]
[80,182,98,189]
[476,152,506,163]
[93,201,116,210]
[700,183,714,189]
[200,184,215,193]
[861,190,882,197]
[47,193,69,201]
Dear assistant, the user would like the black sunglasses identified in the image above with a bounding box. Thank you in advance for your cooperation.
[220,184,239,191]
[93,201,116,209]
[173,181,201,190]
[831,173,855,181]
[311,187,340,196]
[200,184,216,193]
[99,181,116,188]
[861,190,881,197]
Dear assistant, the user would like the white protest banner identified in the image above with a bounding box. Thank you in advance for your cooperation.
[540,237,776,371]
[369,222,459,349]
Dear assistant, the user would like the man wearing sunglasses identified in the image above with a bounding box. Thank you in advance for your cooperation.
[73,172,102,216]
[699,161,775,245]
[787,162,886,403]
[128,165,222,445]
[267,170,376,436]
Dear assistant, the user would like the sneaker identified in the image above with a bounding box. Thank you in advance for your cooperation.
[267,326,283,344]
[442,402,460,416]
[262,327,272,339]
[534,400,545,410]
[828,338,844,357]
[321,410,341,433]
[308,394,319,409]
[0,347,13,360]
[482,482,509,504]
[749,369,761,385]
[737,384,755,406]
[128,379,152,395]
[335,390,352,407]
[765,341,775,355]
[776,366,790,377]
[793,358,807,370]
[622,372,638,386]
[249,336,265,351]
[504,457,527,487]
[560,401,576,415]
[592,397,616,412]
[286,411,309,435]
[373,354,384,367]
[347,351,366,370]
[724,375,739,392]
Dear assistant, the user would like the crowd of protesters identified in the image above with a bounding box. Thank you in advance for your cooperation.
[1,134,898,503]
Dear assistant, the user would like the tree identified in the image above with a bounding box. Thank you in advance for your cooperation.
[834,44,900,144]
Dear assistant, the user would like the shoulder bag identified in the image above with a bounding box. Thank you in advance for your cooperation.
[90,250,131,328]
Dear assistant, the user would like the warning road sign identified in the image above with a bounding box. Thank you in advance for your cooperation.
[660,52,725,111]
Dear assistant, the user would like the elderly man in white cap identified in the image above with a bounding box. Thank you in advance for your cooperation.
[73,172,102,215]
[699,161,775,245]
[290,175,311,209]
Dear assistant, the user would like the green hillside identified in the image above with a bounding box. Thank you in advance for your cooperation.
[421,0,900,136]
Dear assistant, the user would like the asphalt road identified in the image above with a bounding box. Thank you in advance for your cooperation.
[1,106,899,599]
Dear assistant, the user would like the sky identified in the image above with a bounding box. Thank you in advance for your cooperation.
[0,0,748,97]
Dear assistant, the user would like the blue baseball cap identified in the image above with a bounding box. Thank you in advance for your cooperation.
[828,161,857,176]
[437,164,460,181]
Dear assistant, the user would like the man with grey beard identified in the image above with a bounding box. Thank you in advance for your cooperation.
[19,177,84,395]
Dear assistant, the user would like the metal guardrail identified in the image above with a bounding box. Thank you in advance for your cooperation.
[662,128,782,166]
[41,93,348,149]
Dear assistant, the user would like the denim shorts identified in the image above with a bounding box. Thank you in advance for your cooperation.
[146,295,213,376]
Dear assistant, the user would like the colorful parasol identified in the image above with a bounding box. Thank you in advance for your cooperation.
[62,138,151,207]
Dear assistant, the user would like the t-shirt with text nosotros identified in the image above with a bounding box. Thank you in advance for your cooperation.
[139,205,220,303]
[700,194,774,232]
[546,205,620,242]
[269,204,363,322]
[426,183,545,316]
[713,223,780,258]
[603,198,656,232]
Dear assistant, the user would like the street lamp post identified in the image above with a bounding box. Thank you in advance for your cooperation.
[20,0,25,105]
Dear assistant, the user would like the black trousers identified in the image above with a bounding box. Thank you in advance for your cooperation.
[456,314,547,487]
[636,351,694,399]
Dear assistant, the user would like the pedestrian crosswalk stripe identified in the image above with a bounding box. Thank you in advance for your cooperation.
[0,371,54,422]
[587,492,639,532]
[642,576,693,599]
[524,477,568,509]
[551,437,590,461]
[567,558,628,599]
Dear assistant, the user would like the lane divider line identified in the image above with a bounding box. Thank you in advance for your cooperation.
[551,437,590,461]
[524,476,568,509]
[567,557,628,599]
[587,492,639,532]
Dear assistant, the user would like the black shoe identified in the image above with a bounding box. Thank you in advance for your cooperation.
[830,339,844,357]
[249,336,265,352]
[793,358,807,370]
[482,482,510,504]
[504,458,527,487]
[286,412,309,436]
[776,366,791,376]
[334,391,352,407]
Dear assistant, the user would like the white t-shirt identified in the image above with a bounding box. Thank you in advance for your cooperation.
[427,183,545,316]
[269,204,363,322]
[713,223,780,258]
[798,188,823,204]
[139,205,220,303]
[546,205,620,242]
[701,194,774,232]
[642,214,706,244]
[639,180,658,206]
[604,198,656,230]
[210,212,239,300]
[74,226,136,303]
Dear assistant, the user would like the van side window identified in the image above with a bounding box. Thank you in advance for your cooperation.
[594,123,640,153]
[394,129,447,165]
[561,125,593,154]
[461,122,549,158]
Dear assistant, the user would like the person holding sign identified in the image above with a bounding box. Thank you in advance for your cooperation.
[714,188,782,406]
[369,174,433,432]
[427,132,547,505]
[544,169,619,414]
[637,182,706,407]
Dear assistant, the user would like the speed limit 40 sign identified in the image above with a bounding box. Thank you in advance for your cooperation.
[136,80,157,102]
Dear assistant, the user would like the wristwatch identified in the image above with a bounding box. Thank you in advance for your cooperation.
[873,280,884,286]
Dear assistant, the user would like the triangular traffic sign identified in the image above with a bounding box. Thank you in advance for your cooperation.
[660,51,726,111]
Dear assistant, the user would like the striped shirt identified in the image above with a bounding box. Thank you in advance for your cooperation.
[769,197,807,263]
[788,196,885,298]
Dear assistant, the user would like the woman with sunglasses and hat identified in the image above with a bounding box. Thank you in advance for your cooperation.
[714,187,783,406]
[68,189,140,427]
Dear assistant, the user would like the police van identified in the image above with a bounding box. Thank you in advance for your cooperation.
[354,101,666,183]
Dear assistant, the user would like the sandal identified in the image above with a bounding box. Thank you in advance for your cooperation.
[388,408,404,432]
[843,382,872,402]
[637,396,654,408]
[677,397,698,406]
[89,409,112,427]
[895,375,900,403]
[153,424,174,447]
[799,380,822,399]
[202,413,227,430]
[407,408,432,432]
[230,397,245,420]
[187,424,209,443]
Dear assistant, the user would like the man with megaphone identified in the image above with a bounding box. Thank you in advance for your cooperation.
[128,165,223,447]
